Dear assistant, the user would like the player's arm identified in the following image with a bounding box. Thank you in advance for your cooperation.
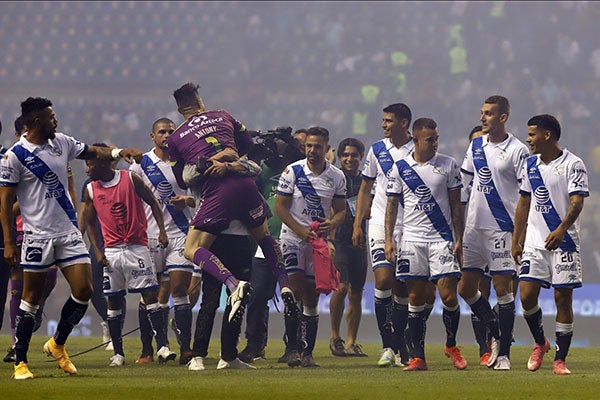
[384,195,399,265]
[275,194,315,242]
[511,193,531,264]
[449,187,465,267]
[131,172,168,247]
[205,155,262,178]
[78,145,143,164]
[545,194,585,251]
[169,195,196,211]
[82,188,107,266]
[318,197,346,234]
[208,147,239,163]
[67,165,78,211]
[0,186,18,267]
[352,178,375,248]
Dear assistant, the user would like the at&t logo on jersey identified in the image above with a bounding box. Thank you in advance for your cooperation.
[156,181,174,205]
[43,171,64,199]
[301,193,323,217]
[534,186,552,213]
[476,167,494,194]
[414,185,434,211]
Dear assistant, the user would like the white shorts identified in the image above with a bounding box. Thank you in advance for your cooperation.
[281,238,314,278]
[519,245,582,289]
[396,240,461,281]
[21,231,90,272]
[368,222,401,271]
[148,236,194,281]
[103,244,159,296]
[463,228,516,276]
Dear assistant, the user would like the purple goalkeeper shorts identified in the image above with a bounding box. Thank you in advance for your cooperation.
[190,175,268,235]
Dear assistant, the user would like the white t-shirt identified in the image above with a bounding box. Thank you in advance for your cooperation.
[519,149,589,252]
[277,159,346,242]
[361,137,414,226]
[461,133,529,232]
[0,132,85,237]
[129,149,192,239]
[386,153,462,242]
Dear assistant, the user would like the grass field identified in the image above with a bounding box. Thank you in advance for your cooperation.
[3,335,600,399]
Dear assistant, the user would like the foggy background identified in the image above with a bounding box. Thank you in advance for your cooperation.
[1,1,599,346]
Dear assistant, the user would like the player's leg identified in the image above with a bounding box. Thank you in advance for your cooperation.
[403,278,428,371]
[284,270,305,367]
[299,275,320,368]
[437,276,467,370]
[520,279,549,371]
[15,270,48,365]
[553,287,574,375]
[328,281,348,356]
[344,246,368,356]
[472,274,492,363]
[492,273,515,364]
[190,273,221,361]
[170,270,193,361]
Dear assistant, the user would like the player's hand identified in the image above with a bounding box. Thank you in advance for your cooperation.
[511,242,523,265]
[316,216,333,234]
[545,228,566,251]
[3,243,18,268]
[352,225,365,248]
[158,230,169,248]
[94,250,109,266]
[120,148,144,164]
[297,227,318,242]
[204,160,227,177]
[384,240,397,265]
[453,240,463,268]
[170,195,189,211]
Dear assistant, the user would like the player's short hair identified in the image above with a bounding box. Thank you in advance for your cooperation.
[21,97,53,126]
[469,125,483,141]
[294,128,308,136]
[14,115,25,135]
[152,117,175,132]
[527,114,561,140]
[412,117,437,132]
[306,126,329,141]
[173,83,200,110]
[484,95,510,116]
[337,137,365,158]
[382,103,412,126]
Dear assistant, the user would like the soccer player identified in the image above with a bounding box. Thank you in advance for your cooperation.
[275,126,347,367]
[129,118,196,363]
[328,137,369,357]
[384,117,465,371]
[459,96,529,370]
[167,83,298,323]
[512,114,588,375]
[83,143,174,367]
[0,97,141,379]
[352,103,414,366]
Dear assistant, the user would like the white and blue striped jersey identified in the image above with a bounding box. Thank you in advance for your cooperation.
[361,137,414,226]
[129,149,192,239]
[0,132,85,237]
[386,153,462,242]
[461,133,529,232]
[277,159,346,242]
[519,149,589,252]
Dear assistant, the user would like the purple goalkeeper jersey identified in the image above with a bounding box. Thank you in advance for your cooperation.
[168,110,244,165]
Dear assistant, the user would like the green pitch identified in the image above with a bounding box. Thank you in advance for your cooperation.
[3,335,600,399]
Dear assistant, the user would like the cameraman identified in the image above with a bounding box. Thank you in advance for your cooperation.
[238,129,305,363]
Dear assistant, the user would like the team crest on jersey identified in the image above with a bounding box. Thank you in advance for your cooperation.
[432,166,442,175]
[498,151,507,160]
[49,146,62,156]
[553,166,564,176]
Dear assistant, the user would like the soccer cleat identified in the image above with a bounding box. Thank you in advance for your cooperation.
[527,338,551,372]
[329,337,347,357]
[487,337,501,367]
[494,355,511,370]
[227,280,252,323]
[277,349,294,364]
[187,356,206,371]
[403,357,428,371]
[216,358,256,370]
[345,343,368,357]
[105,341,114,351]
[3,347,16,363]
[180,351,193,365]
[444,345,467,370]
[301,354,320,368]
[135,354,154,364]
[479,352,491,366]
[553,360,571,375]
[43,337,77,375]
[13,362,34,380]
[109,354,125,367]
[395,352,409,367]
[377,347,395,367]
[286,350,302,367]
[281,287,300,319]
[238,345,266,363]
[157,346,177,364]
